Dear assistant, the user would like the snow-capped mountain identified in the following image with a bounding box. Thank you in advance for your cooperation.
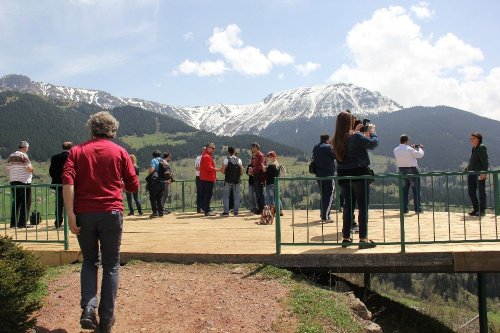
[0,74,402,137]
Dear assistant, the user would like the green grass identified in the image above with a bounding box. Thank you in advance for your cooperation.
[253,265,363,333]
[121,132,190,149]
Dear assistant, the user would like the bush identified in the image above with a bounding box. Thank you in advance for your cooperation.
[0,236,46,333]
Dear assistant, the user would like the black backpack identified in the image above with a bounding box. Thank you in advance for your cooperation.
[158,160,172,181]
[224,156,241,184]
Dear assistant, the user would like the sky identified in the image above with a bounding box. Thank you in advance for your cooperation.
[1,0,500,120]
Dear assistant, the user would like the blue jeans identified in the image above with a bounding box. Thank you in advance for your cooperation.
[223,182,240,214]
[126,191,142,214]
[248,184,257,211]
[341,180,370,239]
[265,184,282,209]
[399,167,421,212]
[77,211,123,322]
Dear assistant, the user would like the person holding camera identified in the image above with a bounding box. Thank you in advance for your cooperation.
[394,135,424,214]
[333,111,379,249]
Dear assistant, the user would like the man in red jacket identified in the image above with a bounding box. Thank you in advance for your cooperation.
[63,111,139,333]
[199,142,221,216]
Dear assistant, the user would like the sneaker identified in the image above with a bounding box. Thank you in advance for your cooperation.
[197,209,202,213]
[359,240,377,249]
[127,211,134,216]
[321,219,333,224]
[233,212,239,216]
[80,306,98,330]
[99,315,116,333]
[138,212,144,216]
[149,213,159,219]
[220,212,230,217]
[205,211,216,217]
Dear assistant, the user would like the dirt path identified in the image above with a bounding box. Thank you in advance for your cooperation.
[34,263,297,333]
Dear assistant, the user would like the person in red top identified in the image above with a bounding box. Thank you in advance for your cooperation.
[63,111,138,333]
[199,142,221,216]
[249,142,266,214]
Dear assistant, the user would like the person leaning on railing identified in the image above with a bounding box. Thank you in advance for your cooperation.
[465,132,489,217]
[332,111,379,249]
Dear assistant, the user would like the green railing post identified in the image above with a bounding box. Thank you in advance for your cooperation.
[398,174,406,253]
[181,181,186,213]
[493,172,500,216]
[275,177,282,254]
[478,273,488,333]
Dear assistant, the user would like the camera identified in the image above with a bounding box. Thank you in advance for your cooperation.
[360,118,371,132]
[413,144,421,149]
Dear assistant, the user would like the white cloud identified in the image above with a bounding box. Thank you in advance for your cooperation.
[183,32,194,41]
[277,73,285,80]
[268,49,294,66]
[411,2,435,19]
[176,24,297,77]
[295,62,321,76]
[174,59,227,77]
[329,6,500,120]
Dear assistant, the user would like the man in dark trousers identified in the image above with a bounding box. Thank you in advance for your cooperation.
[250,142,266,214]
[49,141,73,228]
[312,134,336,223]
[466,132,489,216]
[63,111,139,332]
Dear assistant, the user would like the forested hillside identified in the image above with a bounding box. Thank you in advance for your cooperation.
[0,92,304,165]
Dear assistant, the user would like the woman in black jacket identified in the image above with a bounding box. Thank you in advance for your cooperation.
[333,111,379,248]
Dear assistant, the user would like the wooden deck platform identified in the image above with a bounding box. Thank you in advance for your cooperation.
[6,209,500,272]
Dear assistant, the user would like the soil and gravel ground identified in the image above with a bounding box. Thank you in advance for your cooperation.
[34,262,298,333]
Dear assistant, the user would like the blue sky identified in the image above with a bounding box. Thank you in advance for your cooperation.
[1,0,500,120]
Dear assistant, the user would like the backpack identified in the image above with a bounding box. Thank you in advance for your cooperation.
[145,171,160,191]
[256,205,276,225]
[158,160,173,181]
[224,156,241,184]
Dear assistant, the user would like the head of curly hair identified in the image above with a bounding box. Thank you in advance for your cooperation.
[86,111,119,138]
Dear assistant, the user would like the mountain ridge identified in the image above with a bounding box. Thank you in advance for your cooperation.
[0,74,403,136]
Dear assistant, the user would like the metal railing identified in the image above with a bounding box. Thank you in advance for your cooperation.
[1,184,69,250]
[274,170,500,253]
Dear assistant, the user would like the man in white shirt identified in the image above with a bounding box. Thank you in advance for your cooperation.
[194,147,206,213]
[7,141,34,228]
[394,134,424,214]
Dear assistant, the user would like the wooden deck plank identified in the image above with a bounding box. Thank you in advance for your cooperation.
[4,209,500,272]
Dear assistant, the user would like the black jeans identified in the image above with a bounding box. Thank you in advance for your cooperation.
[148,183,165,215]
[10,181,31,227]
[55,187,65,227]
[341,180,370,239]
[200,180,214,214]
[468,174,486,212]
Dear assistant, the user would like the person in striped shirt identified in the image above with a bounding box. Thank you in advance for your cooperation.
[7,140,34,228]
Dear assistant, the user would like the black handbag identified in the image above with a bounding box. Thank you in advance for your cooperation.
[30,211,42,225]
[308,161,316,174]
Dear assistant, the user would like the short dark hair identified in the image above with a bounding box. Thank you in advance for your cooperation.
[152,150,161,157]
[471,132,483,144]
[227,146,235,155]
[320,134,330,143]
[250,142,260,149]
[62,141,73,150]
[400,134,409,144]
[162,152,170,159]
